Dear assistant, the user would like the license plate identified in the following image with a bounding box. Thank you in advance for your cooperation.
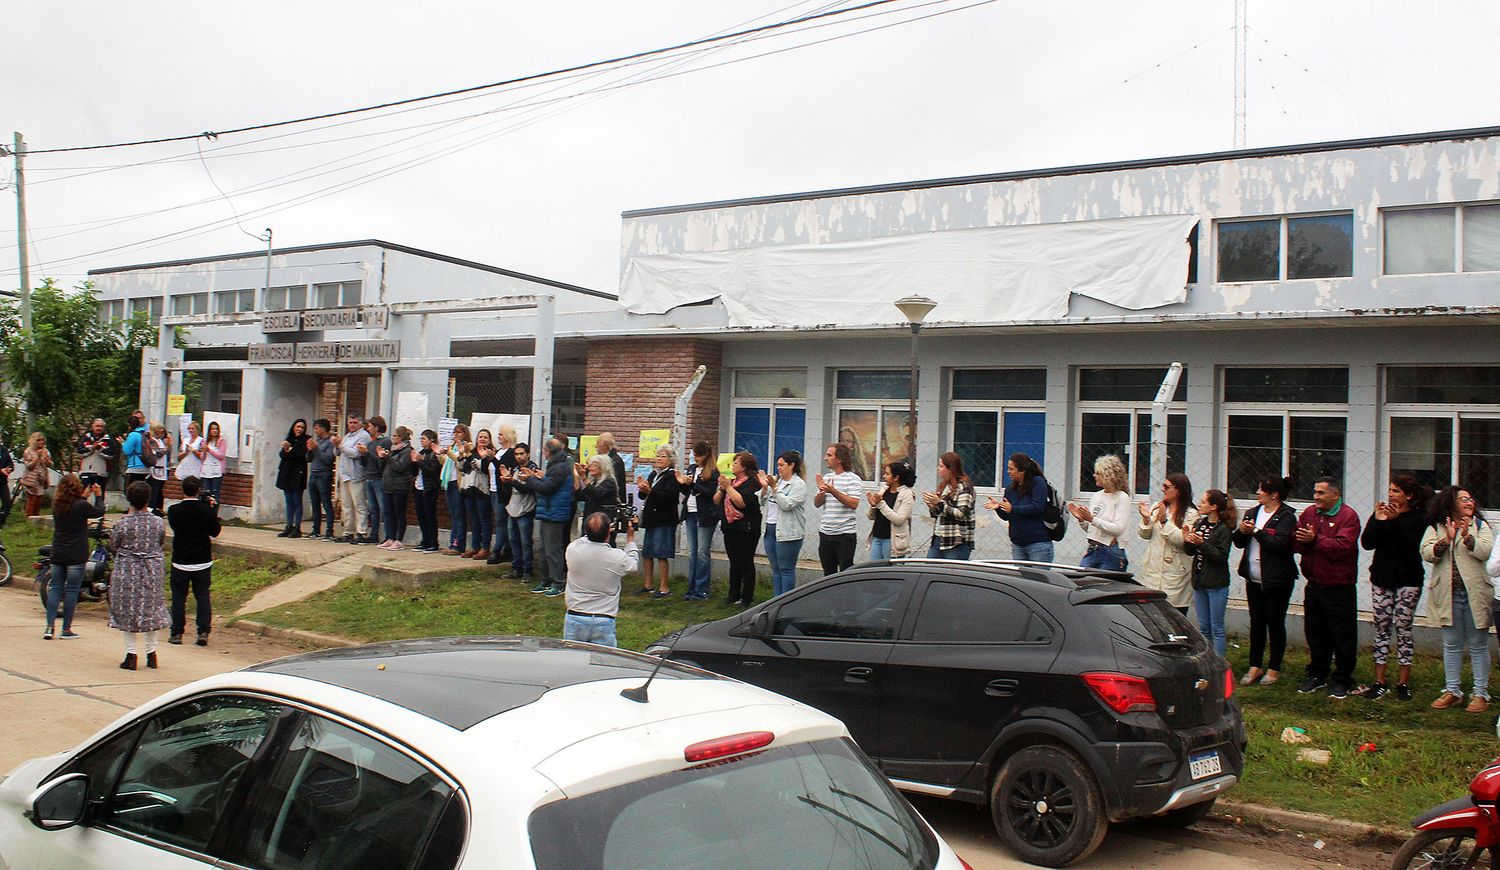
[1189,750,1222,780]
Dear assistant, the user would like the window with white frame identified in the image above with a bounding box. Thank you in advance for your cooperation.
[1383,203,1500,275]
[1223,367,1348,501]
[171,292,209,317]
[312,280,362,308]
[128,296,163,325]
[1077,367,1187,495]
[1386,366,1500,507]
[730,369,806,473]
[1217,213,1354,282]
[214,288,256,314]
[264,285,307,311]
[834,370,912,481]
[950,369,1046,491]
[98,299,125,326]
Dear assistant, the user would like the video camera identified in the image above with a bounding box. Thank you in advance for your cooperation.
[607,502,637,534]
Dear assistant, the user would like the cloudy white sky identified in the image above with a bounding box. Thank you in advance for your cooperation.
[5,0,1498,294]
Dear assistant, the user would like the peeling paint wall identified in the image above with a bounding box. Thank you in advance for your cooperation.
[621,135,1500,323]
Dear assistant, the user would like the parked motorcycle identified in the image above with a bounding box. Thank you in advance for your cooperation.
[33,516,111,607]
[1394,757,1500,869]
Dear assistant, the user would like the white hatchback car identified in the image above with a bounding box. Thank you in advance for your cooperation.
[0,636,968,870]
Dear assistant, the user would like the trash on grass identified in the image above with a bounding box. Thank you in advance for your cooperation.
[1357,742,1378,753]
[1313,840,1326,850]
[1281,726,1313,744]
[1297,748,1332,765]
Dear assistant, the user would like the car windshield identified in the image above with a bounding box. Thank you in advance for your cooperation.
[528,737,938,870]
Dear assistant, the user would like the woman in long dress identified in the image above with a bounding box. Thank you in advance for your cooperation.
[108,481,172,670]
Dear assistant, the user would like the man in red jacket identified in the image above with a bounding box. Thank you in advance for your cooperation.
[1294,477,1363,699]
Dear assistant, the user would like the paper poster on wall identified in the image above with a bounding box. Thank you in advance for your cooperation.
[203,411,240,459]
[578,435,599,465]
[638,429,671,460]
[716,452,736,476]
[437,418,459,448]
[394,392,429,439]
[469,413,529,448]
[618,452,634,475]
[567,435,579,453]
[166,394,186,417]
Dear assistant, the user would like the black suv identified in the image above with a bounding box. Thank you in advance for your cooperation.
[648,559,1246,867]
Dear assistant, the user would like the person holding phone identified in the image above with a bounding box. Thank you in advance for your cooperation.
[44,474,106,640]
[1422,486,1495,712]
[1358,475,1430,701]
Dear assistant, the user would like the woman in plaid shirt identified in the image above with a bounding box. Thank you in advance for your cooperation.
[923,452,976,560]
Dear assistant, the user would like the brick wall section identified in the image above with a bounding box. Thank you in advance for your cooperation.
[584,339,722,453]
[317,375,368,425]
[163,472,253,507]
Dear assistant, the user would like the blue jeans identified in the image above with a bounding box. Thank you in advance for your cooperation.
[281,488,304,528]
[445,483,466,550]
[1011,540,1055,563]
[685,520,715,597]
[200,476,223,501]
[45,563,85,631]
[508,513,534,576]
[1443,586,1491,698]
[564,613,617,647]
[463,489,492,551]
[774,538,803,597]
[1194,586,1229,656]
[365,479,386,540]
[309,473,334,536]
[926,541,974,560]
[869,537,891,561]
[1080,543,1128,572]
[490,492,509,554]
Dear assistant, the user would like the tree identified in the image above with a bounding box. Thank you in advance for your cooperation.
[1,280,157,465]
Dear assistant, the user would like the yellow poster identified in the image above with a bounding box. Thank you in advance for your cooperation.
[716,452,735,476]
[579,435,599,465]
[638,429,672,460]
[166,394,186,416]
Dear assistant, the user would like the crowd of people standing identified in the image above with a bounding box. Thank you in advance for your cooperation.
[14,411,1500,695]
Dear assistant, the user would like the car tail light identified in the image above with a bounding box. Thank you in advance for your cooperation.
[1082,672,1156,714]
[958,857,976,870]
[1224,668,1235,699]
[684,731,775,763]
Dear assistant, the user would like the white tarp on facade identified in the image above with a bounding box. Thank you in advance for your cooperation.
[620,214,1197,328]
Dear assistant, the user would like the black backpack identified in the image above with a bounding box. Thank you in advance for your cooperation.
[1042,480,1067,542]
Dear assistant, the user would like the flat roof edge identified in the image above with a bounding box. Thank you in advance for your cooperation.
[87,239,615,300]
[621,124,1500,219]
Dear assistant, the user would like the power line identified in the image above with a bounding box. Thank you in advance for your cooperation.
[26,0,911,156]
[4,0,994,273]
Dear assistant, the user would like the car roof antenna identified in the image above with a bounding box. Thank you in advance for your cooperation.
[621,621,695,704]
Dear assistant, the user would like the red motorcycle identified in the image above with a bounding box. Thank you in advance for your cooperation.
[1395,758,1500,869]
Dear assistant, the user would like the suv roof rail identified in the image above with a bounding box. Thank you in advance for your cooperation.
[885,557,1137,587]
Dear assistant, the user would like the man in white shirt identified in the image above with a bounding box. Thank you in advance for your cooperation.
[563,512,639,648]
[815,443,865,575]
[337,416,371,544]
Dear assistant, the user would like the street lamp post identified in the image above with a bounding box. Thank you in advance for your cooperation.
[893,296,937,471]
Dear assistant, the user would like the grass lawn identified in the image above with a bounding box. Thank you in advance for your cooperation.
[1225,639,1499,829]
[245,571,764,652]
[3,515,294,619]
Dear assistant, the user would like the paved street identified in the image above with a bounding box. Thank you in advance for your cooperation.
[0,587,1379,868]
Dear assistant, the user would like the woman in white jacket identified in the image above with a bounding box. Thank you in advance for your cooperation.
[1069,454,1134,572]
[1422,486,1496,713]
[1136,473,1199,613]
[866,461,916,560]
[758,450,809,598]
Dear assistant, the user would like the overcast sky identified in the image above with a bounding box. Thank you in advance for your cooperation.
[5,0,1498,295]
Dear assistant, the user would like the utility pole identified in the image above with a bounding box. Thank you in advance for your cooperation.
[1233,0,1247,149]
[8,131,31,429]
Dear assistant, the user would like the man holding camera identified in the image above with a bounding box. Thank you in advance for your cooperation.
[562,511,639,648]
[166,475,222,647]
[76,418,115,507]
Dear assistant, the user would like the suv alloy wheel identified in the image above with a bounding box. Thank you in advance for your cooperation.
[991,745,1108,867]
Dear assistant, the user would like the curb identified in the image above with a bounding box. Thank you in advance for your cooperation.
[228,619,358,649]
[1215,799,1406,846]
